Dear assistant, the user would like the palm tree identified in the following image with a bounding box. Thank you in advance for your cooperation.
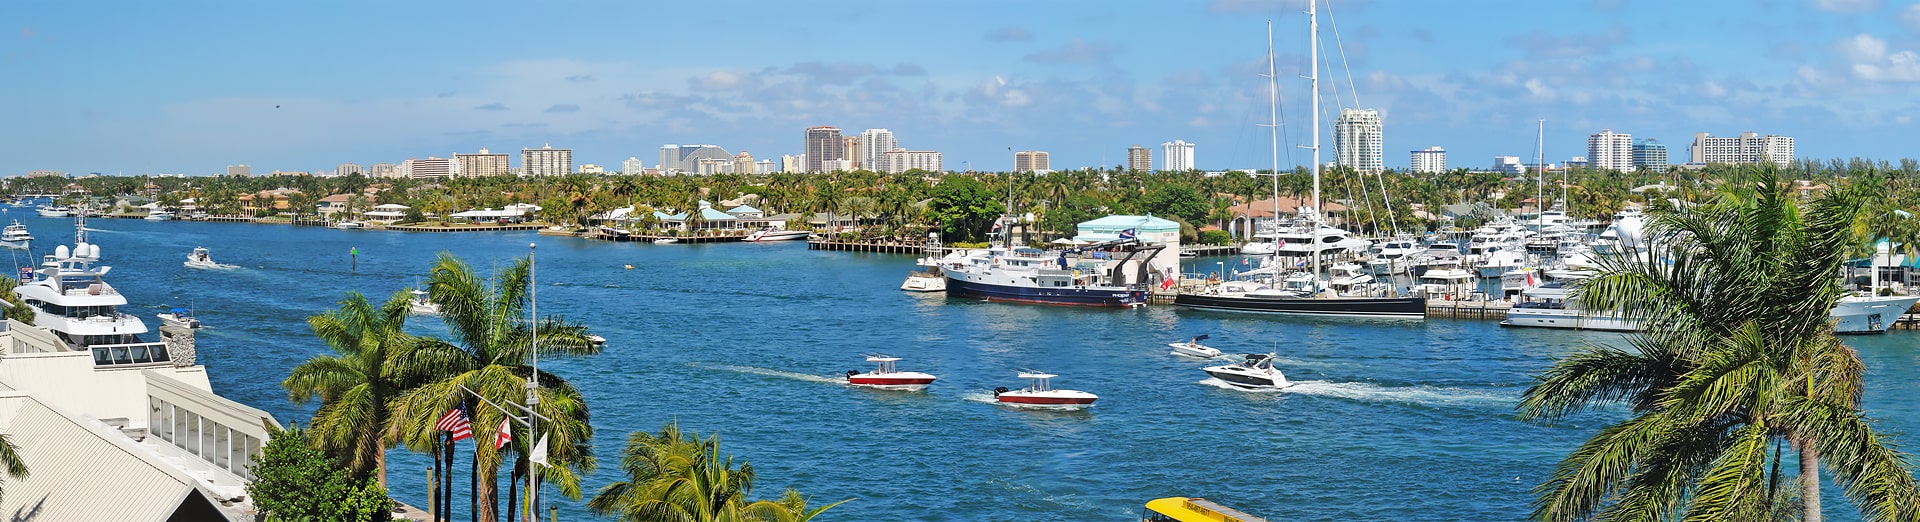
[1519,168,1920,521]
[284,289,418,488]
[587,422,849,521]
[0,433,25,504]
[390,252,602,522]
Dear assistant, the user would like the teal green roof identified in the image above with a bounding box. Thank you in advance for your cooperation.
[699,207,735,220]
[726,205,762,214]
[1077,214,1180,232]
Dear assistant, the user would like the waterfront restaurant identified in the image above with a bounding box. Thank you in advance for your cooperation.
[1072,214,1183,283]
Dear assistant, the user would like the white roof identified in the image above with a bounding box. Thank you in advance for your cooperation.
[865,356,901,362]
[372,203,410,210]
[0,391,239,521]
[1017,372,1057,379]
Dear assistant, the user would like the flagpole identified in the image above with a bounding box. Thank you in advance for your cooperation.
[527,242,540,516]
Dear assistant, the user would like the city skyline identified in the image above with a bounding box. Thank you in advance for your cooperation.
[5,1,1920,175]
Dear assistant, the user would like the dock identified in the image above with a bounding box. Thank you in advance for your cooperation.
[1424,300,1512,320]
[383,223,543,232]
[807,239,938,254]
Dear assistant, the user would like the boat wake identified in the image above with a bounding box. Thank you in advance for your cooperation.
[701,364,844,385]
[186,263,242,270]
[1199,378,1513,407]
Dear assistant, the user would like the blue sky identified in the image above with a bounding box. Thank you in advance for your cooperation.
[4,0,1920,175]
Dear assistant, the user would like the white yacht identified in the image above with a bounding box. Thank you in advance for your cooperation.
[0,220,31,250]
[14,237,169,353]
[184,247,229,269]
[144,209,176,221]
[1832,294,1920,334]
[745,226,810,242]
[1272,222,1371,260]
[34,205,70,218]
[1201,353,1290,389]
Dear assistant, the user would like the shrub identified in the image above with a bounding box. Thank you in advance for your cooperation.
[246,424,393,522]
[1197,230,1233,245]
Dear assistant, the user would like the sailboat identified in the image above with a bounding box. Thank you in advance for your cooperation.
[1173,9,1426,319]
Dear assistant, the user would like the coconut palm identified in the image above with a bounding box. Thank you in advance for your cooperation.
[1519,168,1920,521]
[0,433,25,504]
[284,289,418,488]
[390,252,602,522]
[587,422,848,522]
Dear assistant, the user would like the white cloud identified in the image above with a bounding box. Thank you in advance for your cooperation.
[1701,81,1728,98]
[693,70,746,90]
[1841,33,1889,62]
[1902,3,1920,33]
[1854,50,1920,81]
[1814,0,1881,12]
[973,76,1031,107]
[1522,78,1557,101]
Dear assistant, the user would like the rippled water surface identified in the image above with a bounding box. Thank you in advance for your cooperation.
[13,211,1919,521]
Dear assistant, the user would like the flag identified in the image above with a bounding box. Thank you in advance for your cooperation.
[436,404,473,442]
[991,221,1002,231]
[1295,259,1307,268]
[529,434,550,467]
[1277,240,1286,248]
[1525,271,1537,287]
[1119,228,1137,239]
[494,420,513,450]
[1160,277,1174,291]
[1242,258,1249,266]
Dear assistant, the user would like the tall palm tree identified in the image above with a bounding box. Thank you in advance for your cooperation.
[284,289,418,488]
[390,252,602,522]
[1519,168,1920,521]
[587,422,848,522]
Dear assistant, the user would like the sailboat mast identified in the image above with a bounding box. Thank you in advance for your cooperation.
[1309,0,1322,282]
[1266,21,1280,245]
[1535,119,1544,232]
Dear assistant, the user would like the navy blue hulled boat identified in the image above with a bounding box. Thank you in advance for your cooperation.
[939,240,1160,308]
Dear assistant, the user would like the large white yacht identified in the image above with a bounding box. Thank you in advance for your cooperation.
[15,240,166,354]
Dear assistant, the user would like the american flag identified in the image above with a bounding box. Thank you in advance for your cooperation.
[436,404,473,442]
[493,420,513,450]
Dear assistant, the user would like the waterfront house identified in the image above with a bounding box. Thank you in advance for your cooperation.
[317,194,353,217]
[365,203,410,223]
[1074,214,1183,278]
[1225,197,1348,240]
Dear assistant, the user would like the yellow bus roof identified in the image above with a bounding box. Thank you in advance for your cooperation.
[1143,497,1270,522]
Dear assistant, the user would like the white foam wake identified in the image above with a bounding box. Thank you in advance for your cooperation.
[1199,378,1513,407]
[703,364,844,385]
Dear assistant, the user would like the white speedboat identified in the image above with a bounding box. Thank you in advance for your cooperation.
[1832,293,1920,334]
[1202,353,1290,389]
[653,238,679,245]
[184,247,228,269]
[901,270,945,292]
[34,205,69,218]
[408,288,441,316]
[333,220,363,230]
[745,227,810,242]
[993,372,1097,408]
[0,221,31,250]
[845,355,937,391]
[144,210,175,221]
[1168,335,1222,358]
[157,308,201,329]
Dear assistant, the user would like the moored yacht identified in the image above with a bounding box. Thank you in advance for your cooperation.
[845,355,937,391]
[0,220,31,250]
[13,237,169,356]
[144,209,176,221]
[941,233,1162,307]
[1201,353,1290,389]
[745,226,810,242]
[1500,280,1642,332]
[1832,293,1920,334]
[34,205,70,218]
[993,371,1098,408]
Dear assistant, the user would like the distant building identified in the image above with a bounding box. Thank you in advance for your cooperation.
[734,152,755,175]
[820,158,853,172]
[1690,131,1794,167]
[1161,140,1194,172]
[1632,139,1668,171]
[455,148,510,178]
[25,170,64,178]
[369,162,398,178]
[781,154,805,173]
[842,135,863,170]
[658,144,731,174]
[1565,156,1590,169]
[578,164,606,174]
[335,163,363,177]
[805,126,844,173]
[877,149,943,174]
[1491,156,1524,175]
[754,159,776,174]
[403,157,456,180]
[1586,129,1634,172]
[859,129,896,171]
[1410,147,1447,174]
[521,144,572,176]
[1127,145,1152,172]
[622,157,644,175]
[1014,150,1050,172]
[1333,109,1384,172]
[226,165,250,177]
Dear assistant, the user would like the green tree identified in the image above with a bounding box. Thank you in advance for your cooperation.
[587,422,849,521]
[246,424,394,522]
[0,433,26,505]
[927,176,1005,242]
[283,289,418,488]
[1519,168,1920,521]
[0,277,34,325]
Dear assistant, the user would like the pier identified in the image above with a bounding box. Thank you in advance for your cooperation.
[1424,299,1512,320]
[808,239,940,254]
[383,223,544,232]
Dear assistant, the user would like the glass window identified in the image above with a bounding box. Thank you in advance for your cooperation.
[173,408,186,448]
[110,346,129,365]
[150,345,169,362]
[243,435,260,477]
[130,346,150,364]
[214,427,230,469]
[183,412,201,456]
[92,348,110,365]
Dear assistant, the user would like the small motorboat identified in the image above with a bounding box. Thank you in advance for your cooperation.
[586,334,607,346]
[157,308,201,329]
[1168,334,1222,358]
[334,220,364,229]
[408,288,441,315]
[994,371,1097,408]
[1202,353,1290,389]
[900,269,945,292]
[144,210,175,221]
[184,247,227,269]
[0,221,31,250]
[653,238,679,245]
[745,226,811,242]
[845,355,937,391]
[1179,249,1198,258]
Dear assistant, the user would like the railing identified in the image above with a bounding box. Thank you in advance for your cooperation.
[90,342,172,367]
[61,285,120,297]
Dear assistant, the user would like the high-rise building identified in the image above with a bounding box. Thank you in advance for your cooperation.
[455,148,511,178]
[622,157,644,175]
[1632,139,1668,171]
[876,150,943,174]
[369,162,398,178]
[735,151,755,175]
[227,165,251,177]
[859,129,896,170]
[1586,129,1634,172]
[781,154,806,173]
[1014,150,1050,172]
[1333,109,1383,172]
[1127,145,1152,172]
[1690,132,1794,167]
[578,164,606,174]
[754,160,776,174]
[521,144,572,177]
[805,126,844,173]
[1410,146,1447,174]
[403,157,456,180]
[657,144,731,174]
[1491,156,1524,175]
[843,135,863,170]
[1161,140,1194,172]
[335,163,363,177]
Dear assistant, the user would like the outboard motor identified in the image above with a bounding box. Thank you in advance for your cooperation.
[845,370,860,381]
[993,386,1009,397]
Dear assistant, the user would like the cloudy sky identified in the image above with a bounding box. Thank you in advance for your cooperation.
[4,0,1919,175]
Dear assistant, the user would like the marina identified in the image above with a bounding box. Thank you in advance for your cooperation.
[0,212,1911,520]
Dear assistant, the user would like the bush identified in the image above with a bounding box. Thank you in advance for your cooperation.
[246,424,393,522]
[1197,230,1232,245]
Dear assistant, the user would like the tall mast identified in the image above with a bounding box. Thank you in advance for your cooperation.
[1309,0,1322,283]
[1265,21,1279,246]
[1535,119,1545,232]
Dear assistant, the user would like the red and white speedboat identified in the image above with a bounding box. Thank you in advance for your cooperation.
[846,355,936,391]
[993,372,1097,408]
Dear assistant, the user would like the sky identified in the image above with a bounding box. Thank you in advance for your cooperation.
[4,0,1920,176]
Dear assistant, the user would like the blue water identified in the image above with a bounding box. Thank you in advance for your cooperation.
[8,209,1918,521]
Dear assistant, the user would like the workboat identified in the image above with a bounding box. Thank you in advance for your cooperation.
[0,221,30,249]
[1143,497,1271,522]
[1168,334,1222,358]
[156,308,201,329]
[184,247,228,269]
[744,226,810,242]
[845,355,937,391]
[1202,353,1290,389]
[408,287,441,315]
[993,372,1097,408]
[940,235,1163,307]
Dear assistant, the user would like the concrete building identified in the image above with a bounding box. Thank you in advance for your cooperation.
[859,129,897,171]
[1633,139,1668,171]
[455,148,511,178]
[521,144,572,176]
[335,163,363,177]
[820,158,853,172]
[578,164,606,174]
[1015,150,1050,172]
[781,154,806,173]
[225,165,250,177]
[658,144,731,174]
[368,162,397,178]
[805,126,844,173]
[1161,140,1194,172]
[735,152,755,175]
[1690,132,1795,167]
[1491,156,1525,175]
[843,135,863,169]
[754,159,776,174]
[402,156,457,180]
[622,157,644,174]
[1410,146,1447,174]
[877,149,943,174]
[1333,109,1383,172]
[1586,129,1634,172]
[1127,144,1152,172]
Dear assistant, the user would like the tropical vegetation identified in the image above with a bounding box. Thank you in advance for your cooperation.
[587,422,848,522]
[0,433,24,506]
[284,289,420,488]
[245,423,394,522]
[1518,167,1920,521]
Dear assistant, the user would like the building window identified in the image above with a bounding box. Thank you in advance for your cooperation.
[183,412,201,457]
[200,417,216,463]
[214,427,231,470]
[229,434,250,475]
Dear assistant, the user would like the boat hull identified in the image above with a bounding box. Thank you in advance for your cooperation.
[901,272,946,292]
[1202,369,1284,388]
[848,376,935,390]
[1832,295,1920,334]
[946,278,1144,307]
[747,230,810,242]
[996,394,1097,406]
[1499,307,1642,332]
[1173,293,1426,319]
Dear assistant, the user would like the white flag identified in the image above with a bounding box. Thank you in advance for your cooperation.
[529,433,550,467]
